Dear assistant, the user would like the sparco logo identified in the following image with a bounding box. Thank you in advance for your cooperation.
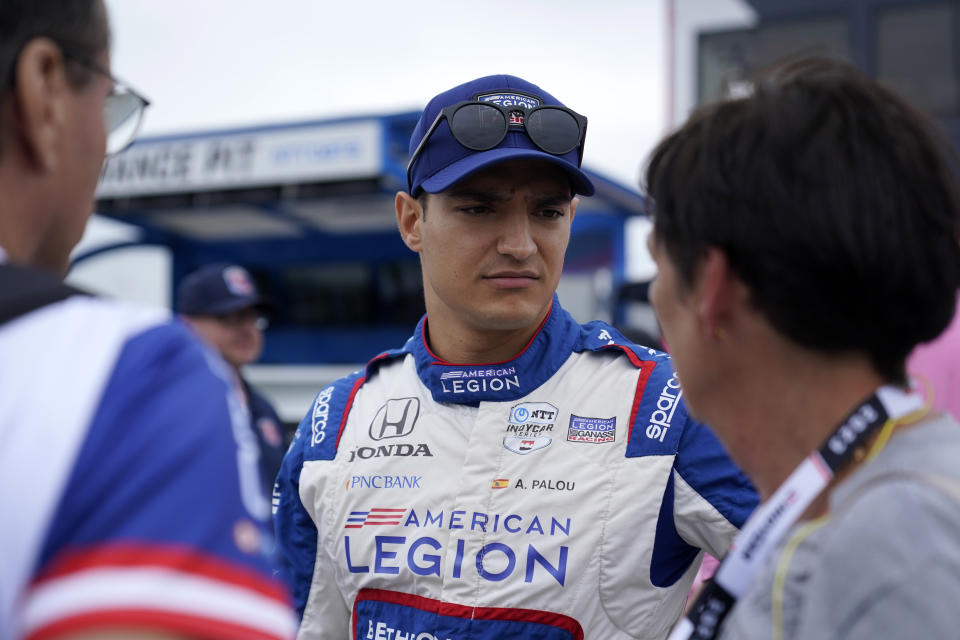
[645,372,682,443]
[439,367,520,394]
[347,443,433,462]
[369,398,420,440]
[311,386,334,445]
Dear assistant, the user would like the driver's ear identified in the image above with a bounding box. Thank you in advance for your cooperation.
[396,191,425,253]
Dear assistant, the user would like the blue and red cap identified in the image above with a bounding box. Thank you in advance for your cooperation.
[176,264,271,316]
[407,74,595,197]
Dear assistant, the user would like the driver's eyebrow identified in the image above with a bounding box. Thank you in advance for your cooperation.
[528,193,573,208]
[444,188,511,203]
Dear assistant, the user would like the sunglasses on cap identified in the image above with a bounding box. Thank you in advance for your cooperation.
[406,100,588,193]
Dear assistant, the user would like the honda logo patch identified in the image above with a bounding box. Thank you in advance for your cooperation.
[369,398,420,440]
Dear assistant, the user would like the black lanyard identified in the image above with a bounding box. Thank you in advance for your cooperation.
[670,385,924,640]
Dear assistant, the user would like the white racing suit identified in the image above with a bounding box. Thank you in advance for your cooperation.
[274,298,757,639]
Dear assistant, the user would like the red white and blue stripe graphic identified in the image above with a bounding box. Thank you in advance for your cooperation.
[21,545,297,640]
[345,508,407,529]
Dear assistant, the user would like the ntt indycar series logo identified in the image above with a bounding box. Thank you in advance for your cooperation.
[439,367,520,395]
[502,402,556,454]
[506,402,557,435]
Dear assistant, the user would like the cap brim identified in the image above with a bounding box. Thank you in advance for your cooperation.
[184,296,272,316]
[419,147,595,197]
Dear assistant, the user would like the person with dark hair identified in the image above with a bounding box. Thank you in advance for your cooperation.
[178,263,287,499]
[274,74,758,640]
[644,57,960,640]
[0,1,295,638]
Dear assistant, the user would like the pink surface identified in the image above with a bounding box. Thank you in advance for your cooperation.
[687,554,720,606]
[908,296,960,420]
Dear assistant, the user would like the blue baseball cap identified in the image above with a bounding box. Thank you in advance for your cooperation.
[176,264,271,316]
[407,74,595,197]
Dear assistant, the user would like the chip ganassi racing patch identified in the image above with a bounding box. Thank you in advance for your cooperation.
[566,415,616,444]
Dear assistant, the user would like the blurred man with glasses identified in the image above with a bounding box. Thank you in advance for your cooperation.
[274,75,758,639]
[178,263,287,500]
[0,1,295,638]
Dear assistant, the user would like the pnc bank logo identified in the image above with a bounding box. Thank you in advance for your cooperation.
[369,398,420,440]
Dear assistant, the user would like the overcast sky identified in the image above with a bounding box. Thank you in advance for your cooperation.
[103,0,668,189]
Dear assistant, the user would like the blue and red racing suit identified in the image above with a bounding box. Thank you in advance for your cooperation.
[274,297,757,640]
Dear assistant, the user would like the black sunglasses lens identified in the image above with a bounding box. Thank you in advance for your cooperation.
[449,103,507,150]
[525,107,582,155]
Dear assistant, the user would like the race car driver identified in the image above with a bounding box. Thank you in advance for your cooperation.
[273,74,758,640]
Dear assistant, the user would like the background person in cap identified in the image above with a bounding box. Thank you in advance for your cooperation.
[178,263,287,500]
[0,1,295,638]
[644,58,960,639]
[274,74,757,639]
